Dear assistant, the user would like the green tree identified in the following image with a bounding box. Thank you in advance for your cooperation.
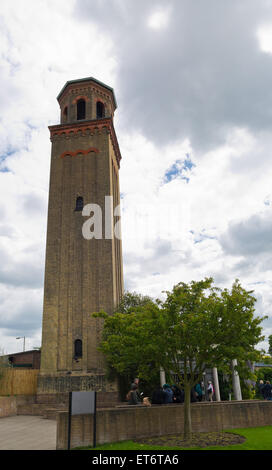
[256,367,272,383]
[115,291,153,314]
[258,355,272,365]
[95,279,265,440]
[255,367,272,398]
[268,335,272,357]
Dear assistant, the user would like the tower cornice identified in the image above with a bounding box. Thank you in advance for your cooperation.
[48,117,122,167]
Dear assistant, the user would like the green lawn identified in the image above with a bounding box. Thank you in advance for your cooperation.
[77,426,272,450]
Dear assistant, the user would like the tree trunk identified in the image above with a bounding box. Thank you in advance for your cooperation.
[183,382,192,440]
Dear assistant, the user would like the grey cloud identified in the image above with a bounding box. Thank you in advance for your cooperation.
[0,265,44,289]
[75,0,272,150]
[0,245,44,288]
[21,192,47,214]
[220,212,272,256]
[124,238,191,285]
[0,300,42,337]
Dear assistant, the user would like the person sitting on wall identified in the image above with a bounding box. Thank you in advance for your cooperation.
[151,386,166,404]
[162,384,173,403]
[172,385,183,403]
[127,383,142,405]
[130,377,143,401]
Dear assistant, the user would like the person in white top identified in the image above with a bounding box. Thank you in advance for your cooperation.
[207,381,214,402]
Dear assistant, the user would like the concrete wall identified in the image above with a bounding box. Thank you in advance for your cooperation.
[56,401,272,449]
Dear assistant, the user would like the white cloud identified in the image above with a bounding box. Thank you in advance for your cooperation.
[257,23,272,53]
[147,7,172,30]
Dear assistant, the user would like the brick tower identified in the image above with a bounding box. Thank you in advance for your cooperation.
[38,77,124,406]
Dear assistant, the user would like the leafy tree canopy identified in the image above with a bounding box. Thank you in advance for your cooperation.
[115,291,154,314]
[94,278,266,439]
[268,335,272,357]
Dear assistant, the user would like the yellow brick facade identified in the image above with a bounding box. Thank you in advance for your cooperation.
[38,78,123,401]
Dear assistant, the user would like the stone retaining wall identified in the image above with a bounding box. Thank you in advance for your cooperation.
[56,400,272,449]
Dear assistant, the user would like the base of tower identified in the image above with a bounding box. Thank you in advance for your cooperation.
[37,372,119,408]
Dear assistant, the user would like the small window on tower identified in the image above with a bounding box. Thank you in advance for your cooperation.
[75,196,84,212]
[74,339,82,359]
[77,99,86,120]
[63,106,68,123]
[96,101,105,119]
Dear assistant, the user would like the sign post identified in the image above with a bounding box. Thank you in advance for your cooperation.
[93,391,97,448]
[67,391,97,450]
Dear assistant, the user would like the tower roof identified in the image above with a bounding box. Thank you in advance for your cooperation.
[57,77,117,108]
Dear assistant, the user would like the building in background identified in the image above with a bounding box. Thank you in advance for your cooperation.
[4,350,41,369]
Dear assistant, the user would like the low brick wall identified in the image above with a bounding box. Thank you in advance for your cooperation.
[56,400,272,449]
[0,395,35,418]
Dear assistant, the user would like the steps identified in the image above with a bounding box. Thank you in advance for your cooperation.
[17,393,122,420]
[17,402,67,419]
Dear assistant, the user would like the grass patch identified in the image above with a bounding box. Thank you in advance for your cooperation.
[76,426,272,450]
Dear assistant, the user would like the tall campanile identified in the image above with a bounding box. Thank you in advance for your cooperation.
[38,77,123,405]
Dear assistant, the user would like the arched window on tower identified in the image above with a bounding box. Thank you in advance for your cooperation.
[75,196,84,212]
[74,339,82,359]
[63,106,68,123]
[77,99,86,120]
[96,101,105,119]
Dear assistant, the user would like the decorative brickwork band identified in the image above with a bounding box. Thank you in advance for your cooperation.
[60,148,99,158]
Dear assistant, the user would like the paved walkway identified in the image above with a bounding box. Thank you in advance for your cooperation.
[0,416,57,450]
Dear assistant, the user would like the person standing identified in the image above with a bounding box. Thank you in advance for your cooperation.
[258,379,265,399]
[195,383,203,402]
[263,381,272,400]
[207,381,214,402]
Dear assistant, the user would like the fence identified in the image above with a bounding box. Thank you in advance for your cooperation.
[0,368,38,395]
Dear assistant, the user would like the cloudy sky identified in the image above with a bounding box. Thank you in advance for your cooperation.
[1,0,272,354]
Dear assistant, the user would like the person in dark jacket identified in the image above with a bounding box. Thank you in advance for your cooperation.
[163,384,173,403]
[258,380,265,399]
[128,383,142,405]
[263,381,272,400]
[172,385,183,403]
[151,386,165,404]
